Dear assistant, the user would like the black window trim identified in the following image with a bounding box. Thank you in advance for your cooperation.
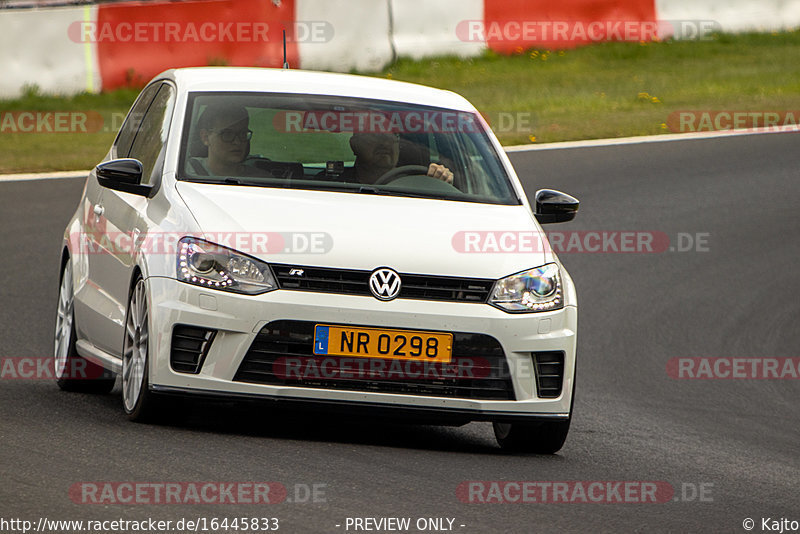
[111,78,177,199]
[176,90,523,206]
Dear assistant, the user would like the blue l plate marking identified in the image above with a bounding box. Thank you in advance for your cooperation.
[314,325,329,355]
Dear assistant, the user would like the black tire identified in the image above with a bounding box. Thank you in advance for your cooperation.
[493,418,571,454]
[55,260,116,394]
[495,346,578,454]
[122,277,164,422]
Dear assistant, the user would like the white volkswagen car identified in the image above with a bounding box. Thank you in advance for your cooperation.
[55,67,579,453]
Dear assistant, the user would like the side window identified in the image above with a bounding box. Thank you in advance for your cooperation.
[128,84,176,185]
[114,83,160,158]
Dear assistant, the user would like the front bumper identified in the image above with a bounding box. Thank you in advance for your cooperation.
[145,276,577,421]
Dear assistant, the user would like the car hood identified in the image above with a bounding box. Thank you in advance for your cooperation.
[175,182,552,279]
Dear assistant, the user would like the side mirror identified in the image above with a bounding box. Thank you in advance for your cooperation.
[96,159,152,197]
[534,189,579,224]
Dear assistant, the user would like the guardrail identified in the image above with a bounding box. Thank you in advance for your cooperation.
[1,0,798,98]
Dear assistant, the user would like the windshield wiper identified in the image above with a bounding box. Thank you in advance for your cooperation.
[357,187,451,200]
[182,178,464,200]
[184,177,280,187]
[183,177,239,185]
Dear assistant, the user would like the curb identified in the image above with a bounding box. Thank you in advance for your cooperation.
[0,170,89,183]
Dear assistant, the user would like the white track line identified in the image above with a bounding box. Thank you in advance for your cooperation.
[0,170,89,183]
[1,124,798,182]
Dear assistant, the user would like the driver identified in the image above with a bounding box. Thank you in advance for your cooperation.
[348,132,454,185]
[189,103,263,177]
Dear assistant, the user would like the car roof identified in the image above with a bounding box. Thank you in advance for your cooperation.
[153,67,475,111]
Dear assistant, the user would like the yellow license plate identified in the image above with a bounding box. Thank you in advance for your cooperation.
[313,325,453,363]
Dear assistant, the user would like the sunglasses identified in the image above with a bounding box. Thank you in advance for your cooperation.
[209,129,253,143]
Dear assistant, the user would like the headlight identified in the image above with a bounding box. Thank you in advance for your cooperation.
[489,263,563,313]
[177,237,277,295]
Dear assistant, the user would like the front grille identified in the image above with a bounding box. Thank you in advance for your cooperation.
[271,264,494,303]
[533,351,565,398]
[272,265,367,295]
[234,320,515,400]
[170,325,216,374]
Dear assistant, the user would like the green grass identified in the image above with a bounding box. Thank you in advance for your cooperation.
[2,31,800,173]
[0,86,140,173]
[378,31,800,145]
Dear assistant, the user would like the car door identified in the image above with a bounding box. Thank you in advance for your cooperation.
[84,82,175,357]
[104,82,177,356]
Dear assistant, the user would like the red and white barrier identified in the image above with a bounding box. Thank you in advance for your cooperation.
[656,0,800,34]
[92,0,297,89]
[1,0,798,98]
[390,0,485,60]
[0,5,100,98]
[296,0,393,72]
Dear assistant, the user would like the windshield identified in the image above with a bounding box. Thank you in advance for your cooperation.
[178,92,520,205]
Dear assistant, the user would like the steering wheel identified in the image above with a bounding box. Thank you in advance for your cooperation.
[373,165,431,186]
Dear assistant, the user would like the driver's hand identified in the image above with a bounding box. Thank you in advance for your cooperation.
[427,163,454,184]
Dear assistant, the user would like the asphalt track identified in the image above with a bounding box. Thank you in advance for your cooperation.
[1,132,798,533]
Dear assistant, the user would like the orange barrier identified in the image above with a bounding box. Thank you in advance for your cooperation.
[96,0,298,90]
[482,0,657,52]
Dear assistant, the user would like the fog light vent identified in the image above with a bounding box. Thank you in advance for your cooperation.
[170,325,216,374]
[533,351,565,398]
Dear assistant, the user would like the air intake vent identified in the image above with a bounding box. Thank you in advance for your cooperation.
[234,320,515,400]
[170,325,216,374]
[533,351,565,398]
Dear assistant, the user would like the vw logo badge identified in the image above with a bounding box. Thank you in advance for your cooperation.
[369,267,402,301]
